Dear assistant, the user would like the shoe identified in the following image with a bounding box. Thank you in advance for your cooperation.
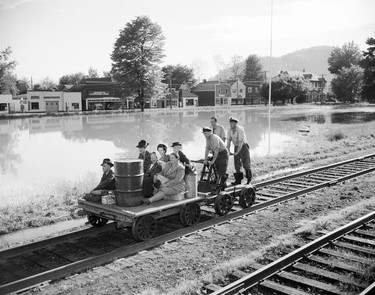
[231,172,243,185]
[77,210,87,217]
[143,198,151,205]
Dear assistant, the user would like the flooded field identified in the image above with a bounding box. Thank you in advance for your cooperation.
[1,105,374,207]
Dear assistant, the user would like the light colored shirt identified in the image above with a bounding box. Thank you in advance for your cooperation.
[213,124,226,141]
[206,134,226,153]
[227,126,247,147]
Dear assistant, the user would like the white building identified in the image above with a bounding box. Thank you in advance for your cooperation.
[230,80,246,105]
[26,91,82,113]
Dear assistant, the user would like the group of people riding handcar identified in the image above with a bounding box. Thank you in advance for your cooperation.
[82,116,252,206]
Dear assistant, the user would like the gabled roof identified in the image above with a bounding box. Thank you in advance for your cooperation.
[192,81,216,92]
[180,89,198,98]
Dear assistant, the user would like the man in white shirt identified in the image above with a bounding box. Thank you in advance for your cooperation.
[210,117,226,142]
[226,117,252,185]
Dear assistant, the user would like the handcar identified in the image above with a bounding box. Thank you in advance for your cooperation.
[78,158,255,242]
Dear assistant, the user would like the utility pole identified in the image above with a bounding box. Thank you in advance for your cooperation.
[169,75,172,110]
[320,74,325,103]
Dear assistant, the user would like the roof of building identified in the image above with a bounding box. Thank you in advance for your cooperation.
[180,89,198,98]
[79,77,115,84]
[192,81,216,92]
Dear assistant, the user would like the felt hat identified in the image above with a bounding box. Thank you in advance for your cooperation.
[229,117,238,123]
[101,158,114,167]
[136,140,149,148]
[171,142,182,147]
[202,126,213,133]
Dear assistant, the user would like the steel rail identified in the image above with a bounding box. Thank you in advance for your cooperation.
[1,153,375,294]
[210,210,375,295]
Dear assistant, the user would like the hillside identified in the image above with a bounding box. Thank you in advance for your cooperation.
[260,46,334,81]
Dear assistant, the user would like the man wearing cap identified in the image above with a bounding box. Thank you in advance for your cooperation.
[83,158,116,202]
[171,142,193,174]
[227,117,252,185]
[210,117,226,142]
[137,139,151,173]
[202,127,229,193]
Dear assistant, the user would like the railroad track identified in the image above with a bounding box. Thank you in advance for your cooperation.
[204,210,375,295]
[1,153,375,294]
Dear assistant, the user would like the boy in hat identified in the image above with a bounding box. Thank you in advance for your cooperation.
[171,142,193,174]
[202,127,229,193]
[226,117,252,185]
[137,139,151,173]
[84,158,116,202]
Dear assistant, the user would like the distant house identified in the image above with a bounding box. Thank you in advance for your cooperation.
[192,80,231,106]
[179,89,198,107]
[26,91,82,113]
[70,77,122,111]
[157,88,178,108]
[276,70,327,102]
[230,80,246,105]
[243,81,263,104]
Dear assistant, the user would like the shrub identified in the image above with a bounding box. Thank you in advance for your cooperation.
[326,130,346,141]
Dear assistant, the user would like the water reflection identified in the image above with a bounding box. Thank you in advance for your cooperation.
[284,112,375,124]
[0,109,300,201]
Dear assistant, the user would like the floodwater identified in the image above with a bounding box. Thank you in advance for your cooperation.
[1,106,374,206]
[284,111,375,124]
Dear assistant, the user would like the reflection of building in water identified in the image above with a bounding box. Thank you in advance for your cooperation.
[27,117,83,134]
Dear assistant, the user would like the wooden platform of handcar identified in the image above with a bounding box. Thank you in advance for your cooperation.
[78,195,205,223]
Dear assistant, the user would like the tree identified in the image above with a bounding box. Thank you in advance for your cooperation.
[243,54,263,81]
[190,57,209,82]
[328,41,362,74]
[39,77,56,90]
[161,64,195,89]
[88,67,99,78]
[260,81,290,105]
[59,72,85,85]
[213,54,228,80]
[111,16,165,112]
[360,36,375,102]
[229,55,245,80]
[331,65,363,102]
[0,47,18,95]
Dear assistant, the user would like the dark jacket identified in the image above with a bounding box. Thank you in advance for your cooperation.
[139,150,152,173]
[142,161,163,197]
[178,150,192,174]
[93,170,115,191]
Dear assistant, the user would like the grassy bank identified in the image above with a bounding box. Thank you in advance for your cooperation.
[1,113,375,235]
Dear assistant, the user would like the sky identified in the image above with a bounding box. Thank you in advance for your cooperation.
[0,0,374,83]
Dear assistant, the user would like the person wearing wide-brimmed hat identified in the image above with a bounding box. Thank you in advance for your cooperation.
[83,158,116,202]
[137,139,151,173]
[227,117,252,185]
[171,141,193,174]
[202,126,229,193]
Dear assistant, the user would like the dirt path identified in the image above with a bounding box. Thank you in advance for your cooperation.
[27,171,375,295]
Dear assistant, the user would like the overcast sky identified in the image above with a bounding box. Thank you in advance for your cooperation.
[0,0,374,83]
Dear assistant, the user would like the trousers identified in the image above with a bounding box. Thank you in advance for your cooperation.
[234,143,251,172]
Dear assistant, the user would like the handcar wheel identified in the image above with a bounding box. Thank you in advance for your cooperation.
[131,215,157,242]
[214,192,234,216]
[239,185,256,208]
[180,202,201,227]
[87,215,108,227]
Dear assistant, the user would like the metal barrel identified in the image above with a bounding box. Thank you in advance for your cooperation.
[114,159,144,207]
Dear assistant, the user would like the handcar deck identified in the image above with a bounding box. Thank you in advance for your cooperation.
[78,196,204,222]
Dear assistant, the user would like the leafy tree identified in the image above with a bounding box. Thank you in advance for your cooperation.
[360,36,375,102]
[103,71,111,77]
[328,41,361,74]
[0,47,18,95]
[111,16,165,112]
[88,67,99,78]
[243,54,263,81]
[161,64,195,89]
[260,81,290,105]
[39,77,56,90]
[59,72,85,85]
[331,65,363,102]
[229,55,245,80]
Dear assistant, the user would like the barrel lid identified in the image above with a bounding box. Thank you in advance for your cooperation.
[115,158,143,163]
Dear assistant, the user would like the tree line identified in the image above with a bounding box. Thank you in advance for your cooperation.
[1,15,374,108]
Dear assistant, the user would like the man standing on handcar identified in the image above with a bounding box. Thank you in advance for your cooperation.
[226,117,252,185]
[202,126,229,193]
